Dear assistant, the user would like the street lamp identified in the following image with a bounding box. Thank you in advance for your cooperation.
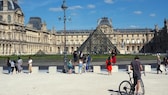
[61,0,68,73]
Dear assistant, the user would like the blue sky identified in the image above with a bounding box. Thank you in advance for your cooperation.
[19,0,168,30]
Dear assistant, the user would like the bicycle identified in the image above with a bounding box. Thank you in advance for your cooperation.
[118,72,145,95]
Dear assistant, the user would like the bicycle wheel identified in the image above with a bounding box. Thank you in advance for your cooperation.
[139,79,145,95]
[119,80,132,95]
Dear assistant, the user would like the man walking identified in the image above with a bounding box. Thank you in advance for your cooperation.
[130,56,143,95]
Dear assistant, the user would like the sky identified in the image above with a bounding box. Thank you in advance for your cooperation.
[18,0,168,31]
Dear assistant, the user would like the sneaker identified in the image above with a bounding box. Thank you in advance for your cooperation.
[135,92,140,95]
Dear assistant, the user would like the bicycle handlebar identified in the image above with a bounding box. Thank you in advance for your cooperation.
[127,71,146,76]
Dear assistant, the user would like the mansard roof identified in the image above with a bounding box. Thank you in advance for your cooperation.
[114,28,153,33]
[0,0,20,11]
[28,17,42,30]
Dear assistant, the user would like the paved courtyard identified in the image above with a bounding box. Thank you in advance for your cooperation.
[0,70,168,95]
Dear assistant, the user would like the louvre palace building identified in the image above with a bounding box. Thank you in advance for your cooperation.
[0,0,168,56]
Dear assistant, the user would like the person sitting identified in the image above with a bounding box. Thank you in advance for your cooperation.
[67,59,73,74]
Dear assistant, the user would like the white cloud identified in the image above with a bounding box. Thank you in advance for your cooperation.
[69,5,83,10]
[133,11,142,15]
[149,13,156,17]
[39,1,51,7]
[49,5,82,12]
[49,7,62,12]
[87,4,96,9]
[89,10,96,14]
[71,13,78,16]
[129,25,139,28]
[104,0,114,4]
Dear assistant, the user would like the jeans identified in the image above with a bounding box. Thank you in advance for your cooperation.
[86,62,90,70]
[7,66,11,74]
[78,63,83,74]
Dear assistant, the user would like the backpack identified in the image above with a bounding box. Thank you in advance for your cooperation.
[107,60,111,65]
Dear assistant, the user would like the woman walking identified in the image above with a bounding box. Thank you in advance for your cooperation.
[6,57,11,74]
[157,54,162,74]
[106,56,113,75]
[28,56,33,74]
[17,56,23,73]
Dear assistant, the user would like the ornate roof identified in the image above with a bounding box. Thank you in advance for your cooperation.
[28,17,42,30]
[97,17,112,27]
[0,0,20,11]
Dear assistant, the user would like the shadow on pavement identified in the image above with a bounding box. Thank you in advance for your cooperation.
[108,89,120,95]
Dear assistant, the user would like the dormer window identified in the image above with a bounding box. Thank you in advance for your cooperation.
[0,1,3,10]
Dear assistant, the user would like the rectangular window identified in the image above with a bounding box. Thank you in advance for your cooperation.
[137,46,140,51]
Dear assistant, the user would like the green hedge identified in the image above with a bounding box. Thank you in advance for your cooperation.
[0,54,159,61]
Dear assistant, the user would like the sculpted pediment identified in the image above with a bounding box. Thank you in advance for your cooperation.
[15,9,23,15]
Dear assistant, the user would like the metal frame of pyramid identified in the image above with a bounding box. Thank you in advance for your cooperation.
[77,29,119,54]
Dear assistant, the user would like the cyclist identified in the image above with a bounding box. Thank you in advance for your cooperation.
[130,56,143,95]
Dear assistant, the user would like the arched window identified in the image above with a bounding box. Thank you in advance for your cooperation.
[58,47,60,54]
[8,15,11,23]
[127,46,129,51]
[132,46,135,51]
[137,46,140,51]
[143,39,145,43]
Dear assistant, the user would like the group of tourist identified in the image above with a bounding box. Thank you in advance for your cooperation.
[69,50,117,75]
[6,56,33,74]
[6,57,23,74]
[67,51,92,74]
[156,54,168,75]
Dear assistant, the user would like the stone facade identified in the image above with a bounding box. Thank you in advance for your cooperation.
[0,0,167,56]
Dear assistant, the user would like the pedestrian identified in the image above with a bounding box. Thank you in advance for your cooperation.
[73,51,78,66]
[164,57,168,75]
[86,54,92,72]
[112,54,116,65]
[10,60,15,74]
[156,54,162,74]
[79,51,83,59]
[111,49,117,65]
[67,59,73,74]
[28,56,33,74]
[130,56,143,95]
[17,56,23,73]
[78,58,83,74]
[6,57,11,74]
[105,56,112,75]
[82,54,87,73]
[14,60,18,74]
